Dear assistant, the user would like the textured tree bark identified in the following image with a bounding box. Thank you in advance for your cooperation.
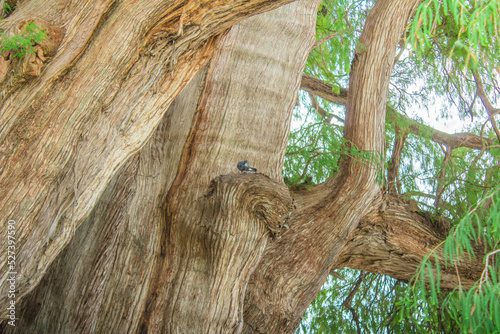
[137,1,321,328]
[3,1,319,332]
[336,194,484,290]
[387,125,408,194]
[242,1,425,332]
[0,0,296,312]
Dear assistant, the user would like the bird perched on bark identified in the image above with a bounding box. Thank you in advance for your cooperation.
[237,160,257,172]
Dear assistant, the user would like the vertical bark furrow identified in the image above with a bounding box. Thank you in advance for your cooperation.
[387,124,408,194]
[1,1,469,334]
[140,2,319,331]
[143,174,291,333]
[5,68,209,333]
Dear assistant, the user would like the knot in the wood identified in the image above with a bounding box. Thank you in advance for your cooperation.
[207,173,293,235]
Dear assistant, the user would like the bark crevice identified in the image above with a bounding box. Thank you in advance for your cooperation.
[139,173,293,333]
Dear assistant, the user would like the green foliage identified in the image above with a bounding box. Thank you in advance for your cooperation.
[307,0,374,87]
[285,93,343,185]
[285,95,385,187]
[297,270,454,333]
[0,22,46,58]
[298,188,500,334]
[399,186,500,333]
[409,0,500,69]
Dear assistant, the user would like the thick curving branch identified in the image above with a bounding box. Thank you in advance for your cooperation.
[243,1,424,332]
[387,124,408,194]
[336,194,484,290]
[472,69,500,142]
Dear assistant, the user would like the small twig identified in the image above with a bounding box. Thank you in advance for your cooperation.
[310,30,350,51]
[308,92,344,123]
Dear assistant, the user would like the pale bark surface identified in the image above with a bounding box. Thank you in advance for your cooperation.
[243,1,425,332]
[142,2,319,331]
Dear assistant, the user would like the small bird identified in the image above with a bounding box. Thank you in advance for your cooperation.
[237,160,257,172]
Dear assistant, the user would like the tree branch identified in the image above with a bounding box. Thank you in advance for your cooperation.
[472,70,500,117]
[308,91,344,123]
[387,124,407,194]
[301,74,348,105]
[310,30,349,51]
[300,75,497,150]
[341,271,366,334]
[472,69,500,143]
[434,145,452,210]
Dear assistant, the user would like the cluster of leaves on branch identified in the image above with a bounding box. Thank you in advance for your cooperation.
[392,0,500,221]
[0,22,46,58]
[285,101,385,187]
[409,0,500,69]
[307,0,373,87]
[285,102,342,186]
[286,0,500,332]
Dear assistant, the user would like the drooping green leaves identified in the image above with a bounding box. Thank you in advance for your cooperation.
[285,94,344,186]
[306,0,374,87]
[293,0,499,332]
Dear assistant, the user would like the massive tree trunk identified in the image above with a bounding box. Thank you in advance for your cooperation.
[0,0,487,333]
[0,0,295,313]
